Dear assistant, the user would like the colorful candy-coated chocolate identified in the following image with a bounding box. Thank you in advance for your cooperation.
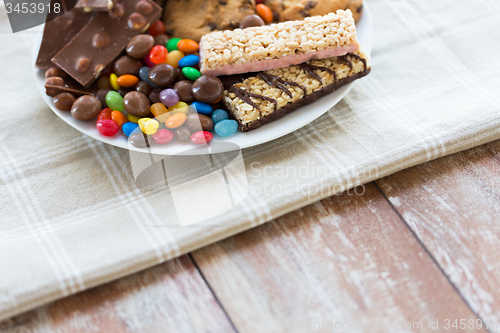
[181,67,201,81]
[152,129,174,144]
[127,114,140,123]
[166,50,185,68]
[143,54,156,68]
[166,38,181,52]
[111,110,127,128]
[168,101,189,114]
[96,119,119,136]
[214,119,238,137]
[117,74,139,87]
[97,108,112,120]
[122,122,140,137]
[177,39,199,53]
[165,113,186,128]
[149,45,168,65]
[191,101,212,115]
[139,118,159,135]
[139,67,158,88]
[178,55,200,68]
[109,73,120,91]
[105,91,125,111]
[150,102,172,122]
[256,4,273,23]
[159,88,179,107]
[190,131,213,144]
[148,20,165,37]
[211,109,229,124]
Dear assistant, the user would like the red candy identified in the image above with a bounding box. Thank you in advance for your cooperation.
[190,131,213,144]
[152,129,174,144]
[148,20,165,37]
[97,108,112,120]
[96,119,119,136]
[149,45,168,65]
[143,55,156,68]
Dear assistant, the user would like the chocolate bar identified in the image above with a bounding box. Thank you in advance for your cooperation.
[223,50,371,131]
[35,8,93,69]
[52,0,162,87]
[200,10,359,76]
[75,0,115,11]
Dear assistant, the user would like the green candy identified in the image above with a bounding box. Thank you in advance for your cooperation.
[182,67,202,81]
[167,38,181,52]
[105,91,124,112]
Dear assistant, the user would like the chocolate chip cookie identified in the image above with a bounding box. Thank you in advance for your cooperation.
[162,0,256,42]
[266,0,363,22]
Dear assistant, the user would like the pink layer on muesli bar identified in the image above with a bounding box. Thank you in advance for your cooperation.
[201,43,359,76]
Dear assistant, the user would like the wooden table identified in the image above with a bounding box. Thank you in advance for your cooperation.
[2,140,499,333]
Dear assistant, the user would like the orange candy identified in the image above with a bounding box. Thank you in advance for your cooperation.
[165,113,186,129]
[111,111,127,128]
[150,103,172,122]
[117,75,139,87]
[177,39,199,53]
[256,4,273,23]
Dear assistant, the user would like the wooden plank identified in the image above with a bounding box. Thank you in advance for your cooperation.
[0,256,235,333]
[192,183,485,333]
[376,140,500,332]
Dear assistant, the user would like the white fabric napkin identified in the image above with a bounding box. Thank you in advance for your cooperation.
[1,0,499,321]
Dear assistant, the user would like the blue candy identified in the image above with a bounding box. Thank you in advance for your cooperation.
[122,122,140,137]
[214,119,238,137]
[191,101,213,115]
[211,109,229,124]
[138,67,158,88]
[177,55,200,68]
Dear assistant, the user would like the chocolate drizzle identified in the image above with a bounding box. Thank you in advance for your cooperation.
[338,55,353,71]
[228,85,277,116]
[299,64,338,83]
[346,53,367,71]
[257,73,307,97]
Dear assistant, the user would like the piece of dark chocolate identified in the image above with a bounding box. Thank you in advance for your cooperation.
[52,0,162,87]
[35,7,93,69]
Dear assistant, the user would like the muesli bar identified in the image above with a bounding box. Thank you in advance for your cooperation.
[223,50,371,131]
[200,10,359,76]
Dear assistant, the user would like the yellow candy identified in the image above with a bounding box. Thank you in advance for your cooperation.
[165,50,185,68]
[109,73,120,91]
[168,101,189,114]
[127,114,140,123]
[138,118,159,135]
[150,103,172,122]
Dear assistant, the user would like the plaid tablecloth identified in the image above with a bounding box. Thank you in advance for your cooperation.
[1,0,500,320]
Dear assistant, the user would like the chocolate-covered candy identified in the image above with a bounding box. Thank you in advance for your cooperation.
[149,63,176,88]
[45,77,65,97]
[173,80,195,103]
[114,55,142,76]
[129,132,148,148]
[148,88,162,104]
[53,92,76,111]
[124,91,151,117]
[126,34,155,59]
[135,81,152,95]
[45,67,67,79]
[173,126,191,142]
[185,113,214,132]
[240,15,265,29]
[191,75,224,103]
[118,87,133,97]
[71,95,102,121]
[97,76,112,90]
[175,68,186,81]
[154,34,169,46]
[96,88,111,106]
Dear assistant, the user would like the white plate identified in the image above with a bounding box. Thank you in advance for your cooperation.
[34,3,372,155]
